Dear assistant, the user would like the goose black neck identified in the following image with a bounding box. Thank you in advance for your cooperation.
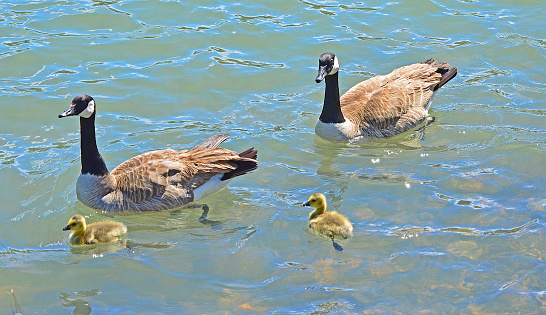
[319,72,345,124]
[79,114,109,176]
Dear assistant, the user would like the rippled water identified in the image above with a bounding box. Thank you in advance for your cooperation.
[1,0,544,313]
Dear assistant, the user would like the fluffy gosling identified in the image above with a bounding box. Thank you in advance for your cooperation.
[63,215,127,245]
[304,193,353,252]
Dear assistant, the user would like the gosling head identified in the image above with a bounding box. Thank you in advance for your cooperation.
[303,193,327,209]
[63,215,86,232]
[316,52,339,83]
[59,94,96,119]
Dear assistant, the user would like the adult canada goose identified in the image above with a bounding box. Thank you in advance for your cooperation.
[303,193,353,252]
[63,215,127,245]
[314,52,458,141]
[59,94,258,213]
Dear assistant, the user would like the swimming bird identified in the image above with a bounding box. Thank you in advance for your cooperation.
[58,94,258,213]
[314,52,458,141]
[303,193,353,252]
[63,215,127,245]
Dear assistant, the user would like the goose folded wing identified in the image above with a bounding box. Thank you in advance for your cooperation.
[110,148,244,205]
[110,148,184,175]
[344,73,440,128]
[340,83,406,129]
[112,160,199,204]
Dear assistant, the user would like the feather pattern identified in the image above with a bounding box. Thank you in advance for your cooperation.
[315,54,457,140]
[77,145,257,212]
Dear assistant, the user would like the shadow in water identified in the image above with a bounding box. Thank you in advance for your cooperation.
[60,289,101,315]
[124,240,176,250]
[312,136,429,186]
[68,240,128,256]
[68,239,177,256]
[305,228,352,253]
[98,203,222,228]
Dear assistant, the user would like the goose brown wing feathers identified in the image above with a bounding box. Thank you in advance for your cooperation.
[191,133,231,150]
[340,62,445,131]
[111,157,197,205]
[110,148,253,206]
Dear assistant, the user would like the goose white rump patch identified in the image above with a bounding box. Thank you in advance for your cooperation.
[193,173,231,201]
[424,90,438,112]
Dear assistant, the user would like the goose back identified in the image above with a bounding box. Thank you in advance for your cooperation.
[341,62,449,138]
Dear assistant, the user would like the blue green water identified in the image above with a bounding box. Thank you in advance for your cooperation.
[0,0,544,313]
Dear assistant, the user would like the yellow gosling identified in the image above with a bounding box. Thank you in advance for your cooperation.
[63,215,127,245]
[303,193,353,252]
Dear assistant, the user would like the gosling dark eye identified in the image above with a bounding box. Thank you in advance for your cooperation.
[71,223,76,226]
[310,199,316,202]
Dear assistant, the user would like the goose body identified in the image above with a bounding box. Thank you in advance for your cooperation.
[63,215,127,245]
[315,53,458,141]
[304,193,353,252]
[59,95,258,212]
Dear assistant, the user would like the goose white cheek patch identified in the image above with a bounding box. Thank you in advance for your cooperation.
[79,100,95,118]
[330,56,340,75]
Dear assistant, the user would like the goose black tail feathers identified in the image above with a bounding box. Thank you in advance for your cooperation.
[422,58,458,91]
[221,148,258,181]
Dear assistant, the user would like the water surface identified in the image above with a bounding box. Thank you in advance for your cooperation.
[0,0,544,313]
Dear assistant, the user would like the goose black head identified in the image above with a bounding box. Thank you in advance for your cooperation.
[316,52,339,83]
[59,94,96,119]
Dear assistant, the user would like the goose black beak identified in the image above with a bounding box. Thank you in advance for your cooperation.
[63,225,71,231]
[303,201,311,207]
[59,104,76,118]
[316,66,327,83]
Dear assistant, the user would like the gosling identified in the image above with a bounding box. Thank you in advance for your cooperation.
[63,215,127,245]
[303,193,353,252]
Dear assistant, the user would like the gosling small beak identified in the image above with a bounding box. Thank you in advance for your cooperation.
[59,104,76,118]
[303,201,311,207]
[315,65,327,83]
[63,225,71,231]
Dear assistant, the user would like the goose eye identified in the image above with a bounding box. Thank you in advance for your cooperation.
[71,223,76,226]
[310,199,316,202]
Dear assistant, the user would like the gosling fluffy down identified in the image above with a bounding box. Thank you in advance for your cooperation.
[303,193,353,252]
[63,215,127,245]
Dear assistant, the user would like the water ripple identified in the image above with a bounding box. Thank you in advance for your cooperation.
[497,32,546,49]
[0,0,544,313]
[390,219,540,238]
